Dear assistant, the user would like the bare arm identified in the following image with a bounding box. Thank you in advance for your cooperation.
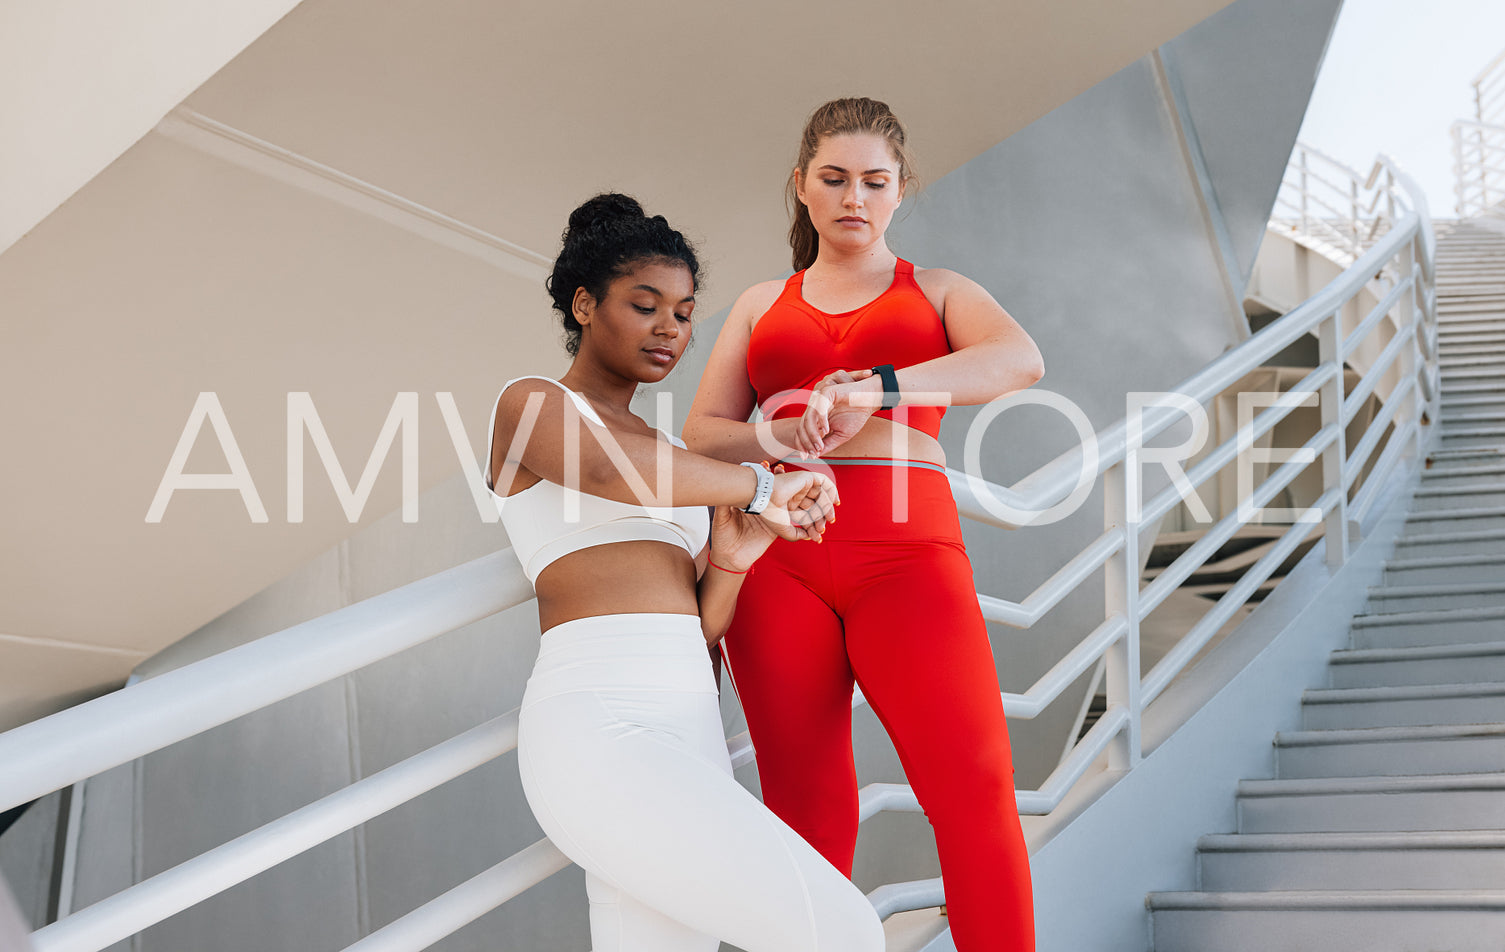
[682,281,805,464]
[492,381,762,509]
[695,505,775,645]
[492,381,839,539]
[897,267,1044,401]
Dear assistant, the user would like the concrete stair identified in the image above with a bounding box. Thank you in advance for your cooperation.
[1146,222,1505,950]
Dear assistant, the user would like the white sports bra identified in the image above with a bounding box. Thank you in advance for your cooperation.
[484,376,711,585]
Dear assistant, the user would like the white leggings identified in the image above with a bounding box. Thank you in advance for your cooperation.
[517,613,885,952]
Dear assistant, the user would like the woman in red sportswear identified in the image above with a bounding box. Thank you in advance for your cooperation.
[683,97,1044,951]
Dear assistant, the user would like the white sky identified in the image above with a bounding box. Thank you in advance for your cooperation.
[1297,0,1505,219]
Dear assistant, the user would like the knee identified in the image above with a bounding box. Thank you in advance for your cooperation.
[918,746,1018,821]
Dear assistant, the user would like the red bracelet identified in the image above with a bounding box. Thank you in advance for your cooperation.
[708,558,752,575]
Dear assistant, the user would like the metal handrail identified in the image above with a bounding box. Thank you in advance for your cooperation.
[1474,48,1505,127]
[0,151,1437,950]
[1453,115,1505,218]
[1271,141,1400,267]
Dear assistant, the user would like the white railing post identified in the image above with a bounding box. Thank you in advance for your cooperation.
[1453,125,1466,217]
[1318,310,1349,563]
[1385,168,1397,238]
[1397,238,1425,459]
[1349,178,1360,257]
[1476,125,1489,212]
[1101,461,1141,770]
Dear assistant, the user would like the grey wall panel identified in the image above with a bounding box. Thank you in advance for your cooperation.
[136,683,362,952]
[1166,0,1345,283]
[70,765,136,952]
[0,792,60,931]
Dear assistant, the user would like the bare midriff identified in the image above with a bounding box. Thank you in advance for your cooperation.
[532,541,700,633]
[816,415,947,467]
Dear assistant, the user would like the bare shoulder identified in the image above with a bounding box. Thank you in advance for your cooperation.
[735,278,788,331]
[493,377,570,424]
[911,265,980,297]
[911,265,978,320]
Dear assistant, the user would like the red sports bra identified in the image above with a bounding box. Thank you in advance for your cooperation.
[746,258,951,440]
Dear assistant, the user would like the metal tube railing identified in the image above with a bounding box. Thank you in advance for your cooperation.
[1453,119,1505,218]
[1345,376,1417,489]
[1140,493,1338,706]
[1,149,1437,950]
[1274,142,1398,265]
[0,549,533,811]
[1138,424,1340,619]
[1138,363,1339,529]
[341,839,570,952]
[31,713,523,952]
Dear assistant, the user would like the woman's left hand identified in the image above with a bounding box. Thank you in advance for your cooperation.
[794,369,882,458]
[708,502,778,572]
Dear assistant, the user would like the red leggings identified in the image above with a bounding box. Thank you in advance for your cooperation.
[723,462,1034,952]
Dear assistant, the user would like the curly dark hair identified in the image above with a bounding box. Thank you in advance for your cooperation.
[546,193,702,356]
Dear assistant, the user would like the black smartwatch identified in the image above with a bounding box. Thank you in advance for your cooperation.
[871,364,901,409]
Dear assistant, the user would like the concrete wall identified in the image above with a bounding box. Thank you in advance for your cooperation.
[48,0,1348,947]
[0,0,302,254]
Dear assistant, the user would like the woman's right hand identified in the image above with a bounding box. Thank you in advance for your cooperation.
[794,369,880,458]
[755,468,839,541]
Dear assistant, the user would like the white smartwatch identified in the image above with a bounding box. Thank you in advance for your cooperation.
[739,462,775,515]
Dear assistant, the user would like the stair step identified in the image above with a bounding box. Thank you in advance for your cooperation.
[1438,403,1505,418]
[1441,343,1505,358]
[1438,422,1505,437]
[1237,772,1505,833]
[1274,723,1505,779]
[1440,353,1505,367]
[1439,299,1505,309]
[1411,485,1505,510]
[1440,400,1505,420]
[1329,640,1505,688]
[1302,682,1505,730]
[1425,446,1505,465]
[1439,433,1505,451]
[1384,553,1505,586]
[1365,583,1505,617]
[1148,889,1505,952]
[1438,292,1505,300]
[1438,418,1505,436]
[1437,332,1505,346]
[1438,324,1505,337]
[1439,301,1505,312]
[1438,371,1505,385]
[1440,365,1505,380]
[1420,460,1505,481]
[1392,526,1505,559]
[1402,505,1505,535]
[1196,831,1505,891]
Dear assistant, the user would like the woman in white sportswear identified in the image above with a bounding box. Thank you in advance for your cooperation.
[484,193,885,952]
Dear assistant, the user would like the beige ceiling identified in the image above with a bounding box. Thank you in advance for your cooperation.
[0,0,1238,729]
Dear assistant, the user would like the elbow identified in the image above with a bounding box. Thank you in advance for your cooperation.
[680,415,709,453]
[1024,350,1045,388]
[1001,346,1043,394]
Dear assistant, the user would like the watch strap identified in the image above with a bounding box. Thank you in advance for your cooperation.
[739,461,775,514]
[872,364,901,410]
